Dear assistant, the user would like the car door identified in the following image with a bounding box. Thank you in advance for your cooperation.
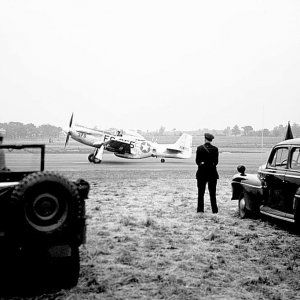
[283,146,300,218]
[260,146,289,212]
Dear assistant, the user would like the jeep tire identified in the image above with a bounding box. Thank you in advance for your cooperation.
[10,171,80,241]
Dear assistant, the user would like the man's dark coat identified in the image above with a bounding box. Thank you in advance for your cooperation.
[196,143,219,179]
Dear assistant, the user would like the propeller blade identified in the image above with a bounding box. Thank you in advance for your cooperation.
[64,113,74,148]
[69,113,74,128]
[65,132,70,148]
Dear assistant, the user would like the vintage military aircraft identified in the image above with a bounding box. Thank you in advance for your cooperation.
[64,114,193,163]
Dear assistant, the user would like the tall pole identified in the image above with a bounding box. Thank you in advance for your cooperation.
[261,105,264,163]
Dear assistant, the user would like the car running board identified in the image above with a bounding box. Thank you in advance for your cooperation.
[260,206,294,223]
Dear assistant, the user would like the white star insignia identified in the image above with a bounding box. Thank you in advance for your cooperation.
[141,142,150,153]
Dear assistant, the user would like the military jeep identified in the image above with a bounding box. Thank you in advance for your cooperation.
[0,144,90,291]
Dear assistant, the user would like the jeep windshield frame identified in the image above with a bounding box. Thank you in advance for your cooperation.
[0,144,45,172]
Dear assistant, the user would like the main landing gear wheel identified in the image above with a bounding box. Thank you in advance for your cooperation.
[161,159,165,163]
[88,154,102,164]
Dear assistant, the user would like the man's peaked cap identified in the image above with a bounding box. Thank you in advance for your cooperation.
[204,133,214,141]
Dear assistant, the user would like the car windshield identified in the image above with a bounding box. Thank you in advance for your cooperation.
[0,145,44,172]
[268,147,289,169]
[291,147,300,170]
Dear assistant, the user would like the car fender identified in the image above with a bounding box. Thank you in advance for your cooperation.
[231,173,263,212]
[293,188,300,215]
[293,188,300,231]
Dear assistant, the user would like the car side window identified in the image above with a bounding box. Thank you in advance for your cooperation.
[269,147,289,168]
[291,147,300,170]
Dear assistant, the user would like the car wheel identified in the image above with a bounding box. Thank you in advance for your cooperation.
[10,172,80,241]
[238,196,249,219]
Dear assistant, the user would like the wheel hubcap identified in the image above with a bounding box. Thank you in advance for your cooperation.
[33,193,59,221]
[25,192,68,232]
[239,198,246,217]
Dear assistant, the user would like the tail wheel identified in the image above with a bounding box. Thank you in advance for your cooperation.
[238,196,249,219]
[161,159,165,163]
[10,172,80,241]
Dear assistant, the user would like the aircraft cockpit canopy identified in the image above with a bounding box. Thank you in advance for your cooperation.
[116,129,123,136]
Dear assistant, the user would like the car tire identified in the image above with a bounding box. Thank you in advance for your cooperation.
[10,171,80,241]
[238,196,250,219]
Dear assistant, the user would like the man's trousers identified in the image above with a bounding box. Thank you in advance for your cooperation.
[197,178,218,213]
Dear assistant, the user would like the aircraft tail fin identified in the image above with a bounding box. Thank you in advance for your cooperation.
[174,133,193,150]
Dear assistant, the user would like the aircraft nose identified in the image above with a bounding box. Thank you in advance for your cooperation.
[62,127,69,133]
[62,126,71,135]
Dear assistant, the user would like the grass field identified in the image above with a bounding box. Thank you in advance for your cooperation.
[2,141,299,300]
[61,159,298,300]
[73,171,299,300]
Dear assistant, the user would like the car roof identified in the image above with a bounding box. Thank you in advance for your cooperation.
[276,138,300,146]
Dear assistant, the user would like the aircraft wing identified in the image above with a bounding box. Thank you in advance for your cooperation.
[106,139,133,153]
[92,141,108,148]
[93,138,133,154]
[93,136,133,147]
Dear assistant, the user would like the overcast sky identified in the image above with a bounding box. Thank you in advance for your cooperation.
[0,1,299,131]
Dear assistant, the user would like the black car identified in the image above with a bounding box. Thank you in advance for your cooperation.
[231,138,300,230]
[0,144,90,290]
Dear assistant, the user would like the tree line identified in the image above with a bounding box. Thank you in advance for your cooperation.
[0,122,299,139]
[0,122,62,139]
[223,123,300,137]
[152,123,300,137]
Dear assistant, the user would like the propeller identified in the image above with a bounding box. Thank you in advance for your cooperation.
[64,113,73,148]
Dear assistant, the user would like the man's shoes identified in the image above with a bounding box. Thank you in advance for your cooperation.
[197,210,204,213]
[212,209,218,214]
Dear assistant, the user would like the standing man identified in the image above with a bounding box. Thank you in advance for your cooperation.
[196,133,219,213]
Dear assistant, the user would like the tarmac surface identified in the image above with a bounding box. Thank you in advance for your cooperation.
[5,150,270,173]
[42,151,270,173]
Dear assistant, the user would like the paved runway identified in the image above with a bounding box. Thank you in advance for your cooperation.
[45,152,196,171]
[42,151,270,173]
[5,150,270,173]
